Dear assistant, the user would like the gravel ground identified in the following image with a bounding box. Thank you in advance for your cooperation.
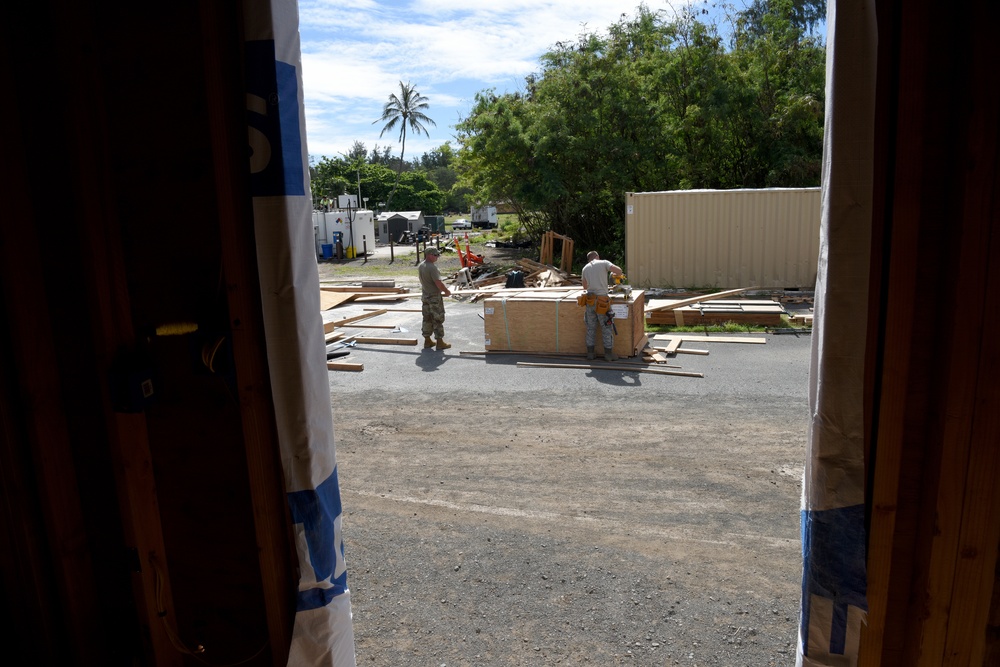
[317,242,810,666]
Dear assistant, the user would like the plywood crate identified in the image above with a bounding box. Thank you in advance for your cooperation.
[483,289,646,357]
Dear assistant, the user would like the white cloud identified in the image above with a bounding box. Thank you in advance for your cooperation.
[298,0,688,159]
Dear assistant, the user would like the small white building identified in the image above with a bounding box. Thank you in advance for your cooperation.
[313,209,376,259]
[376,211,425,241]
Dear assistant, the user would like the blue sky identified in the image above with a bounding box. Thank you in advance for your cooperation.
[297,1,706,163]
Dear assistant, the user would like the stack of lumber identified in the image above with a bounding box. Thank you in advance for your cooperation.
[788,311,814,326]
[644,286,786,327]
[320,284,411,309]
[482,288,645,358]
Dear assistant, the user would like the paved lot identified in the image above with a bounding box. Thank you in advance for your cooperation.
[323,291,814,665]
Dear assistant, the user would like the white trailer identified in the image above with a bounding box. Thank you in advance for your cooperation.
[470,205,498,229]
[314,209,375,259]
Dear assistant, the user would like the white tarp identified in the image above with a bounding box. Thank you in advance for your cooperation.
[797,1,875,665]
[244,0,356,664]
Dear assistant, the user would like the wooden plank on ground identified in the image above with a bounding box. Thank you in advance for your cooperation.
[364,307,421,312]
[651,334,767,344]
[321,286,405,293]
[326,361,364,372]
[660,337,683,355]
[352,294,412,302]
[324,309,388,333]
[338,323,399,330]
[352,337,418,345]
[321,291,356,311]
[516,361,703,378]
[651,345,710,356]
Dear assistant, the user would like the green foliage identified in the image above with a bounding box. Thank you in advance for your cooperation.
[455,2,825,256]
[373,81,437,209]
[645,322,769,333]
[311,148,451,214]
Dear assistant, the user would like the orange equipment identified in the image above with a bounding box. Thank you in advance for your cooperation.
[454,237,484,268]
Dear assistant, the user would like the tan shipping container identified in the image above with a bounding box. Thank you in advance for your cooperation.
[625,188,821,290]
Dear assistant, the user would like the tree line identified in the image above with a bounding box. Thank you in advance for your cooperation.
[309,1,826,256]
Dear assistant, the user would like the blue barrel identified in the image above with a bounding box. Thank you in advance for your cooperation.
[321,243,333,259]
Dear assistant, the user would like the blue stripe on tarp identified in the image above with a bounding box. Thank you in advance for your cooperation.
[800,504,868,655]
[275,58,304,195]
[297,572,349,611]
[245,40,305,197]
[288,470,348,611]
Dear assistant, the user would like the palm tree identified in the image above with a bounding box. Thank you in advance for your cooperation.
[373,81,436,209]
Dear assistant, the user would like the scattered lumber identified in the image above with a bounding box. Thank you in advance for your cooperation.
[324,309,388,333]
[646,299,786,327]
[651,345,710,356]
[351,337,418,346]
[645,286,758,312]
[319,284,410,310]
[325,332,357,346]
[643,350,670,364]
[326,361,363,372]
[352,294,412,303]
[337,323,400,330]
[516,361,703,378]
[651,334,767,344]
[321,285,407,294]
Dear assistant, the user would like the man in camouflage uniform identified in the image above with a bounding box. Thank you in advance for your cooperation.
[418,246,452,350]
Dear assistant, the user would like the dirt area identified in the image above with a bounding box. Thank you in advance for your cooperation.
[316,243,808,666]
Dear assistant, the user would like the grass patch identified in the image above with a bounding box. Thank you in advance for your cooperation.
[318,259,417,279]
[645,321,769,334]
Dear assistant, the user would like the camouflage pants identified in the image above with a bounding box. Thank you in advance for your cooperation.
[421,294,446,339]
[584,303,614,350]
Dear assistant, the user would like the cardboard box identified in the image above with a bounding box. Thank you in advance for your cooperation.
[483,289,645,357]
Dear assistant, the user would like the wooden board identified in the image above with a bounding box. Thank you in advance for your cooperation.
[483,290,645,358]
[320,291,356,310]
[323,309,388,333]
[651,334,767,344]
[326,361,364,372]
[352,337,418,346]
[645,286,757,312]
[516,361,702,378]
[646,298,786,326]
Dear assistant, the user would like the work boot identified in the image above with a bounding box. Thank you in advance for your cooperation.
[435,338,452,350]
[604,348,617,362]
[423,336,435,349]
[586,346,595,360]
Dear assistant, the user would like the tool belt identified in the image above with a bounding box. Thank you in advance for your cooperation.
[578,293,611,315]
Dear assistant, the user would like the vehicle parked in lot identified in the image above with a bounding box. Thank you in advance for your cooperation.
[471,205,498,229]
[452,218,471,230]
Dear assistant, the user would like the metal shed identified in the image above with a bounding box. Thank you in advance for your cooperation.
[625,188,821,290]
